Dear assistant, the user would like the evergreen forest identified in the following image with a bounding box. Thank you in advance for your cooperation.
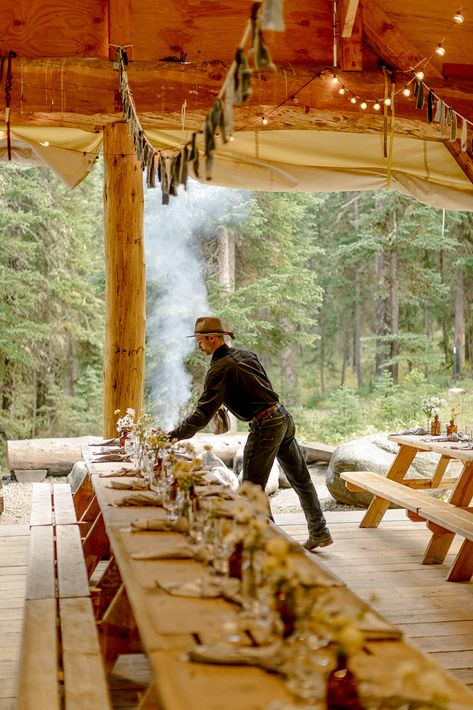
[1,161,473,469]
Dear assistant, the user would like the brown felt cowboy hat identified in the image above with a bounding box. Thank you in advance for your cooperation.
[187,316,234,339]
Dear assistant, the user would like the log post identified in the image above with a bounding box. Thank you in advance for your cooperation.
[103,123,145,437]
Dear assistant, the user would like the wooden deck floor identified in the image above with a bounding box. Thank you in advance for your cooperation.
[1,509,472,708]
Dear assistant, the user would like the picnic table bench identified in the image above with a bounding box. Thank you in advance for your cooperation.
[340,434,473,582]
[16,482,111,710]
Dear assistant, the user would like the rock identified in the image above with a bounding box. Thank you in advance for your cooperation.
[13,469,48,483]
[233,445,281,495]
[183,432,248,466]
[67,461,88,493]
[200,450,239,490]
[326,433,462,507]
[300,441,335,464]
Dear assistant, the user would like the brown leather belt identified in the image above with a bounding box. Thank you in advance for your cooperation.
[253,403,280,422]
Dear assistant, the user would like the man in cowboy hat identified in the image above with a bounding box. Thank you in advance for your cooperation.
[168,316,332,551]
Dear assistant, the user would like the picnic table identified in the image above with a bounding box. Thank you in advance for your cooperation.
[80,453,473,709]
[341,434,473,581]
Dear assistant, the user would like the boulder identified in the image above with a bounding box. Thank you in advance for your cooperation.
[67,461,88,493]
[233,445,281,495]
[200,450,239,490]
[326,433,462,507]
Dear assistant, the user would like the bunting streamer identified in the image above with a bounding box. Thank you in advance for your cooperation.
[113,0,283,203]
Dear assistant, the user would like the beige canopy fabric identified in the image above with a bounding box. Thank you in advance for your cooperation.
[1,125,472,210]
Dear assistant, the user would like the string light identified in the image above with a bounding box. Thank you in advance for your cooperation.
[436,43,446,56]
[331,75,339,84]
[350,96,357,104]
[262,116,269,125]
[415,71,424,80]
[360,101,367,110]
[338,87,345,95]
[454,10,464,23]
[402,87,411,97]
[373,102,381,111]
[229,135,235,142]
[39,141,50,147]
[384,98,391,106]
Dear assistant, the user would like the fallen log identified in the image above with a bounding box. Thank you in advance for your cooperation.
[299,441,335,464]
[6,436,102,476]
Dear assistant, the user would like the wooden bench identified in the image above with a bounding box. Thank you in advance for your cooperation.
[341,470,473,582]
[17,482,112,709]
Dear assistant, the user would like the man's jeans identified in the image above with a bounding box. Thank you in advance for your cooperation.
[242,405,327,537]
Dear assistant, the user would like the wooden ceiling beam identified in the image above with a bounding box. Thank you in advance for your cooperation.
[338,0,361,38]
[337,1,363,71]
[2,59,471,135]
[108,0,133,60]
[443,140,473,185]
[362,0,443,79]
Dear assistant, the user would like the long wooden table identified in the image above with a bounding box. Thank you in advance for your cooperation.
[85,458,473,710]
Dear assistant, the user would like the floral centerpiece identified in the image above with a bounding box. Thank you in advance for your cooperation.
[447,406,460,435]
[421,397,447,434]
[147,426,171,467]
[115,407,136,446]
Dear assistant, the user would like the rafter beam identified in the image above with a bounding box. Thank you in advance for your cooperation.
[362,0,443,79]
[339,0,361,38]
[443,140,473,185]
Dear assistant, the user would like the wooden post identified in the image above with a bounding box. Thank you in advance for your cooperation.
[103,123,145,437]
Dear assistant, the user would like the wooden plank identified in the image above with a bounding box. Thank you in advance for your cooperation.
[25,526,55,601]
[16,599,59,710]
[52,483,77,525]
[30,483,52,527]
[56,524,90,598]
[60,597,111,709]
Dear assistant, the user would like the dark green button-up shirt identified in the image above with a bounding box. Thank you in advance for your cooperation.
[169,343,279,441]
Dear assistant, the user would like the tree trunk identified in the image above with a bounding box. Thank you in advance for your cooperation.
[389,215,399,384]
[280,318,299,406]
[424,303,430,379]
[103,123,146,437]
[319,318,326,394]
[217,225,235,291]
[341,328,349,387]
[454,265,464,381]
[354,265,362,387]
[374,251,386,376]
[439,250,450,363]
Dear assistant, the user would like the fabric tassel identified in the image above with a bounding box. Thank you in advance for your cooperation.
[439,100,445,135]
[188,132,200,178]
[204,99,223,180]
[416,81,424,110]
[433,97,441,122]
[147,151,157,188]
[233,48,252,105]
[261,0,285,31]
[253,26,276,71]
[449,110,457,142]
[460,119,467,152]
[224,81,234,137]
[427,90,434,123]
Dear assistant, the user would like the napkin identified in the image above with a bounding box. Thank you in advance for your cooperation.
[107,479,149,491]
[156,575,241,602]
[92,453,131,463]
[390,427,429,436]
[114,492,159,506]
[99,467,141,478]
[89,438,118,446]
[130,518,189,533]
[131,541,194,560]
[188,640,285,672]
[196,486,235,500]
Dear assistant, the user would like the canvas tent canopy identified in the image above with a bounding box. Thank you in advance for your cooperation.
[0,0,472,209]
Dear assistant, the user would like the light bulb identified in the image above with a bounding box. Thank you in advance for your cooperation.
[40,141,50,147]
[350,96,357,104]
[262,116,269,125]
[229,135,235,142]
[436,44,446,56]
[384,98,391,106]
[360,101,367,110]
[416,71,424,80]
[454,11,464,23]
[331,75,339,84]
[339,87,345,95]
[373,102,381,111]
[403,87,411,97]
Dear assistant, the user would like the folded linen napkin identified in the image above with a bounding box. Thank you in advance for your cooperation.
[156,575,241,603]
[188,640,286,673]
[99,467,139,478]
[425,433,469,442]
[92,453,132,463]
[107,479,149,491]
[89,438,118,446]
[390,427,429,436]
[130,517,189,533]
[114,492,159,506]
[131,541,194,560]
[196,486,235,500]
